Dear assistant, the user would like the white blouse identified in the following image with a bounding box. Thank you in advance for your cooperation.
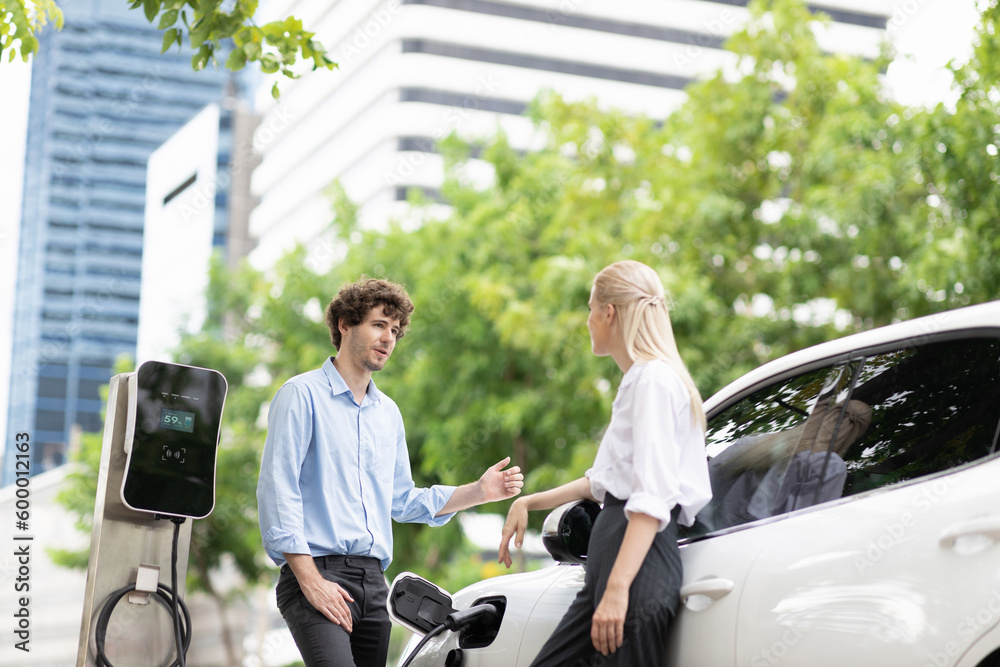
[587,359,713,530]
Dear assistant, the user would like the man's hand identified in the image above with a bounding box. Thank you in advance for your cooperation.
[479,456,524,502]
[436,457,524,516]
[284,553,355,633]
[301,577,355,633]
[498,496,528,568]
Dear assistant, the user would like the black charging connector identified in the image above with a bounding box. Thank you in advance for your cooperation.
[443,604,499,631]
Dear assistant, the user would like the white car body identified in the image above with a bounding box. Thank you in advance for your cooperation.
[396,301,1000,667]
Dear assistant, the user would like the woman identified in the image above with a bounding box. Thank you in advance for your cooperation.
[498,260,713,665]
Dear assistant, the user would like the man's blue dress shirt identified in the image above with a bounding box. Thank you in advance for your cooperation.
[257,357,456,571]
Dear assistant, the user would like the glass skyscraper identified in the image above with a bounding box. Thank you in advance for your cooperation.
[2,0,237,485]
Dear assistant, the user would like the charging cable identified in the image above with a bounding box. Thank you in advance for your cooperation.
[168,518,187,667]
[399,604,499,667]
[93,518,191,667]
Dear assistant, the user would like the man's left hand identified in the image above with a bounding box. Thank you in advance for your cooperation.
[479,457,523,502]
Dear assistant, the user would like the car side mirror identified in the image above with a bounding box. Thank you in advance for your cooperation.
[541,499,602,564]
[387,572,456,636]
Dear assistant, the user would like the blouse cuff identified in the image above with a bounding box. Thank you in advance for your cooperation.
[624,492,675,532]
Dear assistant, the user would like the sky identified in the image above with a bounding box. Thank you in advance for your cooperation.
[0,56,31,450]
[0,0,985,447]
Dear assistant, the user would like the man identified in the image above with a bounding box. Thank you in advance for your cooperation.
[257,278,523,667]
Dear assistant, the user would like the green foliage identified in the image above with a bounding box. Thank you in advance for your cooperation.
[0,0,62,62]
[1,0,334,87]
[48,429,102,570]
[908,2,1000,310]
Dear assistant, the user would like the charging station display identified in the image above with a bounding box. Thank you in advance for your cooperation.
[121,361,227,519]
[160,407,195,433]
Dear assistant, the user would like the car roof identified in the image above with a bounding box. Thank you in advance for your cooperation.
[704,300,1000,413]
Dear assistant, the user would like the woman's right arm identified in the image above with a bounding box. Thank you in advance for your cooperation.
[498,476,595,567]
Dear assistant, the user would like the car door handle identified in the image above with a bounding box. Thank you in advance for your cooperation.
[680,577,735,610]
[940,516,1000,550]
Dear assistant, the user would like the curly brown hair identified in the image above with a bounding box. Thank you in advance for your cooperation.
[324,278,415,350]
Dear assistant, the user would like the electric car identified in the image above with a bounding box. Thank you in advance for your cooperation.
[390,301,1000,667]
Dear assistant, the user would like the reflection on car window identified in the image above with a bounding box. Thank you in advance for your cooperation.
[687,367,841,537]
[843,338,1000,495]
[683,337,1000,540]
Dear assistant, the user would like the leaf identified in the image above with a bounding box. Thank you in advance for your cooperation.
[242,37,261,61]
[157,8,178,28]
[225,46,247,71]
[260,53,279,74]
[216,12,243,37]
[260,20,287,39]
[160,28,177,53]
[189,18,210,48]
[271,82,280,99]
[142,0,159,23]
[191,43,211,70]
[197,0,221,16]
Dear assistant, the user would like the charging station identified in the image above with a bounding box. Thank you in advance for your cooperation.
[76,361,227,667]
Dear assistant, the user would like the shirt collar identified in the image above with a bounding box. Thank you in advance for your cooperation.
[322,356,383,405]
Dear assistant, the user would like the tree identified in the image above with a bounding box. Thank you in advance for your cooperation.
[0,0,334,94]
[909,2,1000,311]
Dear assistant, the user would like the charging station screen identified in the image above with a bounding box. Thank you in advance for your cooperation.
[160,408,195,433]
[122,361,227,519]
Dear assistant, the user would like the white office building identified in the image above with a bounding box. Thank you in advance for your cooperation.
[244,0,919,267]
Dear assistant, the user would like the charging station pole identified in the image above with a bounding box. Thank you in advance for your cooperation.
[76,360,227,667]
[76,371,193,667]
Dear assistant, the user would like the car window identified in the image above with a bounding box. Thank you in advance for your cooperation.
[843,337,1000,496]
[685,365,845,537]
[683,336,1000,540]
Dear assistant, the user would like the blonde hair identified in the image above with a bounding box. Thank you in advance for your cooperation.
[720,399,872,473]
[593,260,706,431]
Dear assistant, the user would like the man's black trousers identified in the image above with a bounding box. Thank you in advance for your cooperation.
[276,555,390,667]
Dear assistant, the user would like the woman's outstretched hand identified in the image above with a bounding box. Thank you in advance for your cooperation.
[498,496,529,568]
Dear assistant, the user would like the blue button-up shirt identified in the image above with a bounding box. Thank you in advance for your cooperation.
[257,357,456,571]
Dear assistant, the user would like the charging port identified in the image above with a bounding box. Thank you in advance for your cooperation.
[459,596,506,649]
